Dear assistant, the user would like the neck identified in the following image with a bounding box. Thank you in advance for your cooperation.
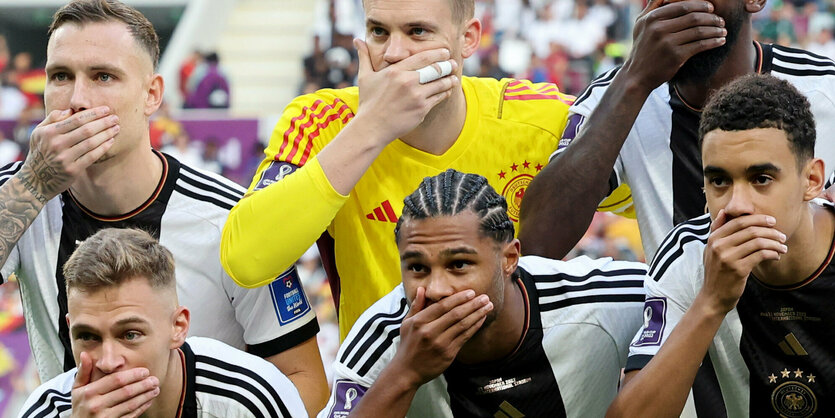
[455,273,525,364]
[753,204,835,287]
[144,349,185,418]
[399,83,467,155]
[675,24,757,109]
[70,145,163,216]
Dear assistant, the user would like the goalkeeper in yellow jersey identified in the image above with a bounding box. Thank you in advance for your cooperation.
[221,0,575,339]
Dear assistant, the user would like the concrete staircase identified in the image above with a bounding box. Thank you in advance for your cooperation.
[217,0,317,116]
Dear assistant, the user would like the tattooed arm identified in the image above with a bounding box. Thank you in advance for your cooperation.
[0,106,119,270]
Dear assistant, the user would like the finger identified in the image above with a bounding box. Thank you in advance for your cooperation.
[97,376,159,411]
[405,287,427,320]
[67,123,120,164]
[720,234,788,262]
[424,88,453,112]
[51,106,112,135]
[413,289,477,324]
[431,294,492,337]
[73,351,94,389]
[438,297,493,343]
[715,214,777,237]
[421,73,457,97]
[123,399,155,418]
[710,209,727,232]
[673,31,726,57]
[397,48,453,72]
[448,308,490,349]
[39,109,73,128]
[718,225,786,249]
[85,368,150,396]
[416,61,455,84]
[63,114,120,149]
[645,0,715,21]
[354,39,374,75]
[660,12,724,35]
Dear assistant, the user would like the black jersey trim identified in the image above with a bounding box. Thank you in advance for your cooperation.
[533,267,647,284]
[247,318,320,357]
[21,388,71,418]
[339,298,408,364]
[174,184,234,210]
[537,279,645,297]
[178,163,245,198]
[539,293,645,312]
[194,383,277,418]
[772,44,835,67]
[346,314,404,370]
[357,325,402,377]
[624,354,653,372]
[195,368,288,418]
[649,214,711,277]
[176,174,241,207]
[0,161,22,185]
[771,65,835,77]
[195,355,291,417]
[574,66,621,106]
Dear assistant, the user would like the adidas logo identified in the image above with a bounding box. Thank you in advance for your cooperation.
[366,200,398,223]
[778,332,808,356]
[495,401,524,418]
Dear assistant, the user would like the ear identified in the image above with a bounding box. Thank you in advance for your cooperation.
[502,239,521,278]
[745,0,766,14]
[460,18,482,59]
[802,158,825,201]
[170,306,190,349]
[65,313,70,327]
[144,74,164,117]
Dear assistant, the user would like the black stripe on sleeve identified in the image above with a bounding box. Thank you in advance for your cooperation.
[174,185,234,210]
[179,164,245,197]
[574,66,621,106]
[625,354,654,372]
[195,355,291,417]
[648,215,711,276]
[539,294,645,312]
[533,268,648,284]
[357,326,402,377]
[247,318,320,358]
[339,298,408,364]
[178,169,244,202]
[21,388,71,418]
[770,65,835,77]
[345,315,405,370]
[537,280,645,297]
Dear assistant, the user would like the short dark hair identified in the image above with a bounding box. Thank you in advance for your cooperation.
[49,0,160,69]
[699,73,815,165]
[395,169,514,245]
[363,0,474,23]
[63,228,175,294]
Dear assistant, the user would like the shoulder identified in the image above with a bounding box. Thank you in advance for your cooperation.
[769,44,835,79]
[170,156,245,213]
[336,285,408,380]
[281,87,359,118]
[465,76,574,132]
[0,160,23,187]
[520,255,646,313]
[648,213,711,283]
[19,368,76,417]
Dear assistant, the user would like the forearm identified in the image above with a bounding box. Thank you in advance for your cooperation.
[519,66,652,259]
[265,337,329,417]
[0,168,47,269]
[315,113,389,195]
[606,295,725,418]
[349,365,420,418]
[221,157,347,288]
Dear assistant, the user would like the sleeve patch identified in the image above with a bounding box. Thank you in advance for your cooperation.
[328,380,368,417]
[631,297,667,347]
[269,268,312,325]
[557,113,585,150]
[254,161,299,191]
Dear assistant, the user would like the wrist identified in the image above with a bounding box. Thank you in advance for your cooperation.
[16,165,50,204]
[349,113,400,149]
[618,59,661,98]
[384,356,426,392]
[692,292,732,324]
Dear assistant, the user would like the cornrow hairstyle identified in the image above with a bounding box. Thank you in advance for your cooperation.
[395,169,515,244]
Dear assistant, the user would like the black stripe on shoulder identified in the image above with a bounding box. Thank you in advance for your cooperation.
[648,214,711,280]
[174,184,234,210]
[196,355,291,417]
[574,66,621,106]
[772,44,835,67]
[771,64,835,77]
[533,267,647,284]
[540,293,645,312]
[357,325,402,377]
[537,279,645,298]
[340,298,408,364]
[21,388,71,418]
[177,174,242,205]
[0,161,23,186]
[196,383,279,418]
[179,163,245,197]
[346,306,407,374]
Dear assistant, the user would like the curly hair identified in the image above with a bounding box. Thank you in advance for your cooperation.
[395,169,514,245]
[699,73,815,166]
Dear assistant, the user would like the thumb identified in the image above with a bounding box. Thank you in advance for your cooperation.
[39,109,72,128]
[406,287,426,319]
[710,208,727,232]
[73,351,93,389]
[354,38,374,76]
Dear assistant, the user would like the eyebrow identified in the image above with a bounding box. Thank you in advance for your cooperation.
[46,63,126,76]
[366,18,439,31]
[440,247,478,257]
[113,316,150,328]
[704,163,781,177]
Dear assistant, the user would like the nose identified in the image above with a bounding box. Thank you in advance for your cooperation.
[724,183,755,219]
[423,272,455,303]
[69,78,92,113]
[94,341,125,375]
[383,33,410,65]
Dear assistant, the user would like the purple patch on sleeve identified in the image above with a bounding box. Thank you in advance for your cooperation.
[632,297,667,347]
[254,161,298,191]
[327,380,368,417]
[557,114,585,150]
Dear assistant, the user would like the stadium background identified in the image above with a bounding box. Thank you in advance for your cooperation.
[0,0,831,412]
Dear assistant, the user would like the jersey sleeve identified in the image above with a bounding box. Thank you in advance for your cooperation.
[221,91,353,288]
[18,369,75,417]
[625,218,708,371]
[225,264,319,357]
[317,286,409,418]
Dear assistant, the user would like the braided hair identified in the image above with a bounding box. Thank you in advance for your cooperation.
[394,169,515,244]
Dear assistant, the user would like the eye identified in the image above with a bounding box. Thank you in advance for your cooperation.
[123,330,143,341]
[407,264,427,274]
[76,332,99,342]
[752,174,773,186]
[97,73,113,82]
[50,72,69,82]
[411,27,426,36]
[369,27,387,37]
[707,176,729,188]
[450,260,472,270]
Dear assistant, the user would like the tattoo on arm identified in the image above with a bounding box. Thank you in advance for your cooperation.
[28,148,68,200]
[0,169,49,268]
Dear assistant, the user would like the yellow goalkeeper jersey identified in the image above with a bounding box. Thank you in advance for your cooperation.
[225,77,573,339]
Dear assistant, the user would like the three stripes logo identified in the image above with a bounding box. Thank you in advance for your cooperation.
[366,200,398,223]
[494,401,525,418]
[778,333,808,356]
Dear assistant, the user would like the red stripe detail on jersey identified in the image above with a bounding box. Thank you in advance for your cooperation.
[534,87,560,95]
[281,100,322,157]
[504,85,530,93]
[373,207,386,221]
[366,213,375,220]
[286,99,341,162]
[504,94,574,105]
[506,80,522,87]
[299,102,355,165]
[382,200,398,222]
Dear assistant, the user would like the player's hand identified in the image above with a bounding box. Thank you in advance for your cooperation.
[353,39,459,142]
[391,287,492,388]
[700,210,787,315]
[70,351,160,418]
[20,106,119,202]
[624,0,726,91]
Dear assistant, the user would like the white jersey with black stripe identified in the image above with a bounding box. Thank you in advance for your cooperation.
[18,337,307,418]
[556,43,835,261]
[0,152,318,381]
[319,255,646,418]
